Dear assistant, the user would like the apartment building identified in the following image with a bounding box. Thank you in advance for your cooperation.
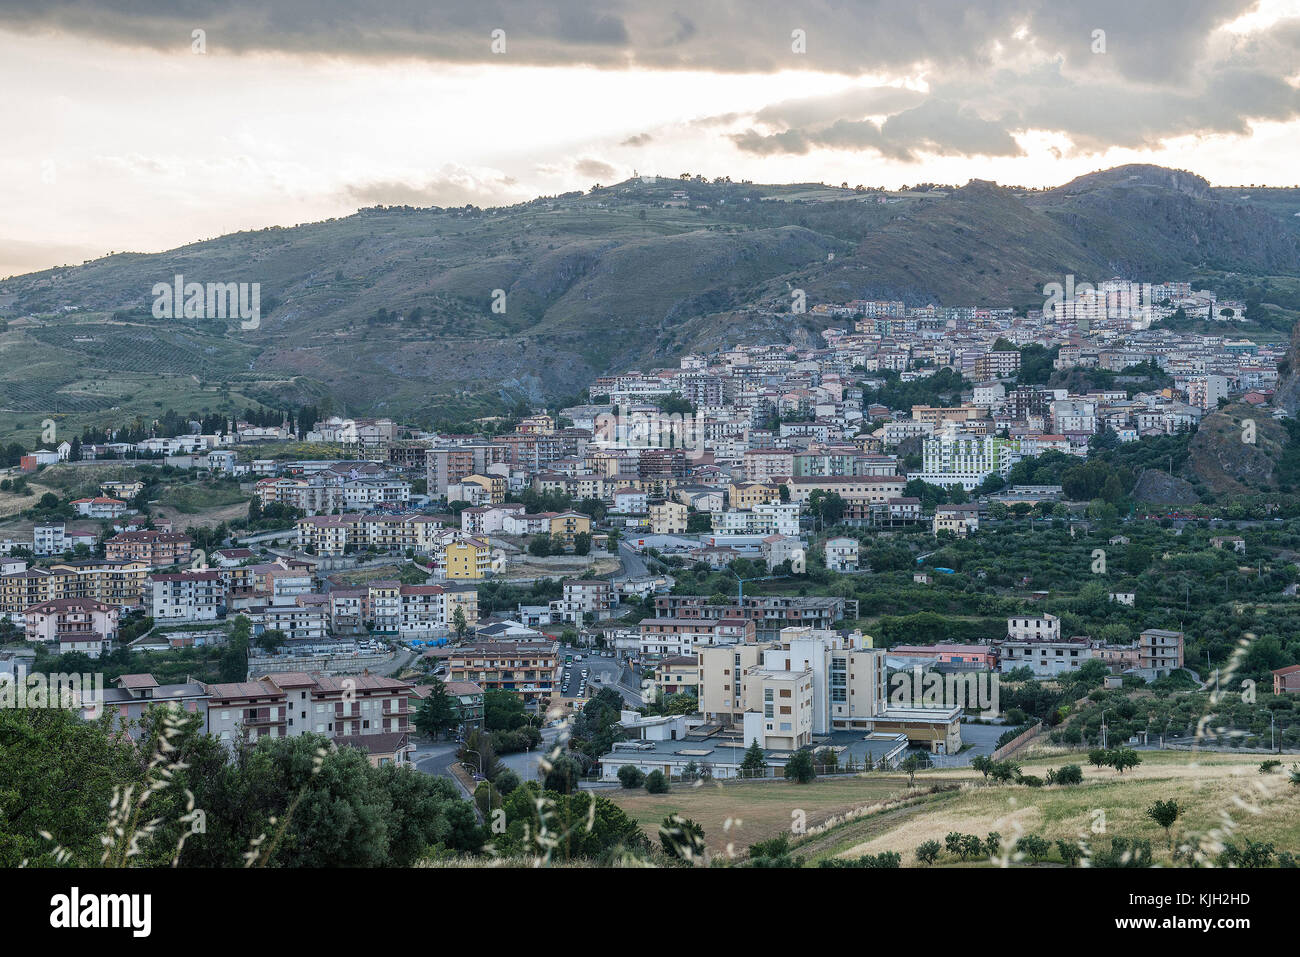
[105,530,193,568]
[446,641,559,709]
[933,504,981,537]
[23,597,119,657]
[711,502,801,537]
[824,536,859,571]
[1000,637,1095,676]
[204,672,413,746]
[649,499,688,534]
[550,579,612,624]
[653,656,700,697]
[1138,628,1185,676]
[149,570,224,622]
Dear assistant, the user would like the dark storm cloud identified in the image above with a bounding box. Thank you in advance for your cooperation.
[3,0,1291,161]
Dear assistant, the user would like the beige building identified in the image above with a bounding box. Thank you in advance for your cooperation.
[649,499,688,535]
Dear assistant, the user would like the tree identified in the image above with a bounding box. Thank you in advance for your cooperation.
[1017,834,1050,863]
[900,752,926,787]
[1087,748,1109,769]
[451,605,470,642]
[414,677,459,739]
[740,739,767,776]
[1108,748,1142,774]
[544,755,581,794]
[617,765,646,789]
[783,750,816,784]
[915,839,942,865]
[645,769,670,793]
[1146,799,1180,847]
[658,814,706,861]
[971,754,994,781]
[572,532,591,556]
[483,689,527,732]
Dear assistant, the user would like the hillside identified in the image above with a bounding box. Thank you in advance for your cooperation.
[2,164,1300,439]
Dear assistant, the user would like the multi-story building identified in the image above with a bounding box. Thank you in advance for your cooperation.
[1138,628,1184,676]
[149,571,224,622]
[648,499,688,534]
[446,641,559,710]
[1007,614,1061,642]
[999,637,1096,677]
[23,597,119,657]
[105,530,193,568]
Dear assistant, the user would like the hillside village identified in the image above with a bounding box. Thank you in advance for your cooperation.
[2,277,1298,783]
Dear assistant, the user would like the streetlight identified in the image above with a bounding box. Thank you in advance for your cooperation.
[1100,709,1109,751]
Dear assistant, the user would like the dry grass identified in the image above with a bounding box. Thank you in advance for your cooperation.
[603,772,967,855]
[796,750,1300,866]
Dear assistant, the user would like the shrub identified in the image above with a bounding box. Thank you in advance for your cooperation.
[645,769,669,794]
[1016,834,1050,862]
[915,839,942,865]
[617,765,646,789]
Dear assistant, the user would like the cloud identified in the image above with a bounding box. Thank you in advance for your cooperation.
[342,167,522,207]
[620,132,654,146]
[0,1,1248,74]
[573,157,618,179]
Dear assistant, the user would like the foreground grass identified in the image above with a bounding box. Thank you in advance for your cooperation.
[796,750,1300,866]
[604,750,1300,866]
[604,773,967,855]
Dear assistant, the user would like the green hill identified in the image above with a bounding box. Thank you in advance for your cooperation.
[2,164,1299,439]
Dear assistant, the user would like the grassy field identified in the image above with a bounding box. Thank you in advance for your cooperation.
[799,750,1300,866]
[604,773,964,856]
[604,749,1300,866]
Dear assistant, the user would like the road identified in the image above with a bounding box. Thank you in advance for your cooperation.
[615,540,652,580]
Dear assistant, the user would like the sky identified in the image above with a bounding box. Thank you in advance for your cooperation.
[1,0,1299,278]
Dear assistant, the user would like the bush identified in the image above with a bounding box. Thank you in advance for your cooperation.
[1056,839,1084,865]
[645,769,670,793]
[1047,764,1083,786]
[819,851,901,868]
[915,839,942,865]
[617,765,646,789]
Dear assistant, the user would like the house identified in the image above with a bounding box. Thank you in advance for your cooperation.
[332,731,413,767]
[1210,535,1246,554]
[933,504,980,537]
[824,536,859,572]
[71,496,128,519]
[23,597,119,656]
[1272,665,1300,694]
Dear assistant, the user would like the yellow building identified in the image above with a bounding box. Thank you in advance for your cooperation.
[649,499,688,535]
[729,481,781,509]
[653,656,700,698]
[547,511,592,545]
[462,474,505,504]
[445,538,491,580]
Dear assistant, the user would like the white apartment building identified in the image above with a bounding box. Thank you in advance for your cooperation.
[711,502,802,537]
[912,430,1022,490]
[149,571,224,622]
